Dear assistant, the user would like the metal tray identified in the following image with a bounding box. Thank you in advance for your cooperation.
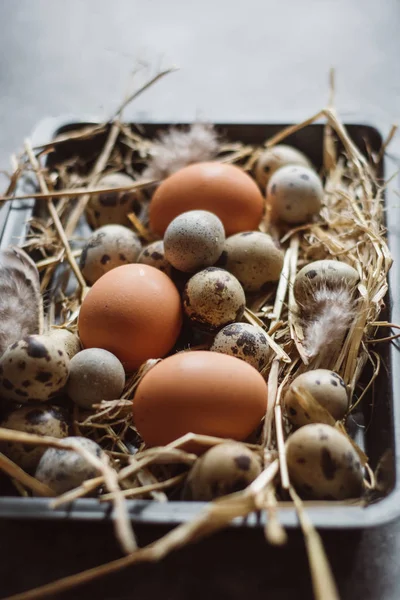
[0,118,398,529]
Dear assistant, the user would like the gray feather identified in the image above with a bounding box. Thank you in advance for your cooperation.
[0,246,42,355]
[302,286,357,367]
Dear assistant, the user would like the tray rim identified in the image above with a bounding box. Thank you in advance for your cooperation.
[0,115,399,530]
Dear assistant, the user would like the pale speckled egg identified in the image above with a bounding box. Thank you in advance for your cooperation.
[219,231,284,292]
[78,264,182,371]
[67,348,125,409]
[86,172,145,229]
[48,329,82,360]
[294,260,360,304]
[132,351,268,447]
[210,323,271,371]
[79,224,142,286]
[35,436,102,495]
[183,442,261,500]
[183,267,245,331]
[0,335,70,403]
[286,424,364,500]
[137,241,172,276]
[164,210,225,273]
[266,165,323,224]
[149,162,265,236]
[0,404,69,472]
[255,145,311,190]
[284,369,349,426]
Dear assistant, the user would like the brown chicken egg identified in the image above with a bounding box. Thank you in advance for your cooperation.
[132,351,268,448]
[78,264,182,371]
[149,162,264,236]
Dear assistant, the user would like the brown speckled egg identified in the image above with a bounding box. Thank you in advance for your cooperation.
[0,405,69,472]
[78,264,182,371]
[266,165,323,224]
[183,442,261,500]
[79,225,142,286]
[35,436,102,495]
[284,369,348,426]
[133,351,268,447]
[183,268,245,331]
[137,241,172,276]
[48,329,82,360]
[0,335,70,403]
[149,162,264,236]
[67,348,125,409]
[255,145,311,190]
[286,424,364,500]
[210,323,270,371]
[294,260,360,304]
[164,210,225,273]
[86,172,145,229]
[219,231,284,292]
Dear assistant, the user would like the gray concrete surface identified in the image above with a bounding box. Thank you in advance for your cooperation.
[0,1,399,598]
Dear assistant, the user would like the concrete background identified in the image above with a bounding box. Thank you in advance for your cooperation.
[0,1,400,598]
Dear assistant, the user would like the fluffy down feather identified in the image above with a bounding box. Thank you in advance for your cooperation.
[301,286,357,366]
[0,246,42,356]
[143,123,219,180]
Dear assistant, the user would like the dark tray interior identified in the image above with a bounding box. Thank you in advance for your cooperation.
[0,119,398,529]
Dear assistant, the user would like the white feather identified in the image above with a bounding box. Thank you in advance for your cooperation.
[302,286,357,364]
[143,123,219,180]
[0,246,42,355]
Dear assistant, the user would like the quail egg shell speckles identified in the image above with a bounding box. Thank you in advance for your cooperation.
[183,442,261,500]
[164,210,225,273]
[294,260,360,303]
[266,165,323,224]
[255,144,312,190]
[0,335,70,403]
[210,323,270,370]
[79,224,142,286]
[137,240,172,276]
[219,231,284,292]
[284,369,348,426]
[48,329,82,360]
[67,348,126,409]
[0,405,69,472]
[286,424,364,500]
[35,436,102,495]
[183,267,246,331]
[85,172,145,229]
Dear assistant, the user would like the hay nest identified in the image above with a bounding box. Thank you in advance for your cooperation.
[0,69,396,600]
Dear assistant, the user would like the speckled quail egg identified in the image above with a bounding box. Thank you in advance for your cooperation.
[284,369,349,427]
[266,165,323,224]
[183,267,246,331]
[85,172,145,229]
[48,329,82,360]
[183,441,261,500]
[0,335,70,403]
[137,240,172,276]
[0,404,69,472]
[218,231,284,293]
[294,260,360,304]
[210,323,271,371]
[67,348,125,409]
[286,423,364,500]
[79,224,142,285]
[164,210,225,273]
[35,436,102,495]
[255,144,311,190]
